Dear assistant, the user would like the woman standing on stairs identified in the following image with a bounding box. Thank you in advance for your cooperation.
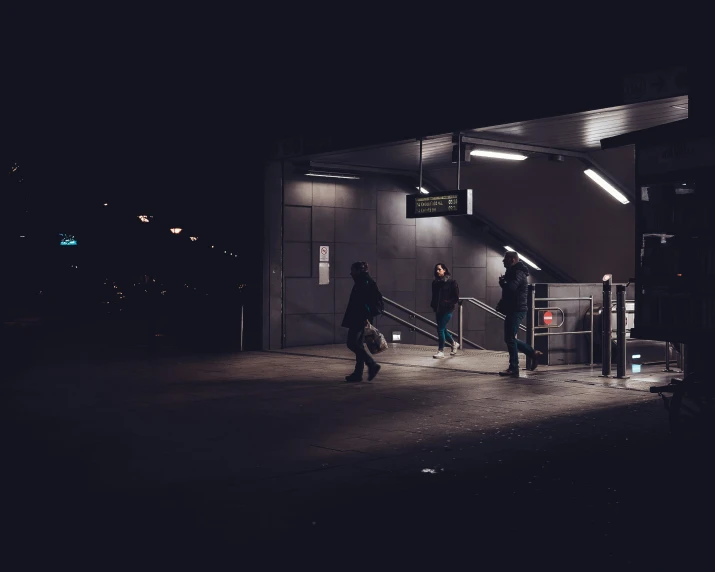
[430,263,460,359]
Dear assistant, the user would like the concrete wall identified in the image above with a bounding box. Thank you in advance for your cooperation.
[428,146,636,284]
[272,164,555,349]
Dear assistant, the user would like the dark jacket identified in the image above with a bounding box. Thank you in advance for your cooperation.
[341,272,380,329]
[430,277,460,314]
[498,261,530,313]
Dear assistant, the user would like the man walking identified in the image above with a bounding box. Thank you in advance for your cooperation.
[497,251,542,377]
[341,261,382,382]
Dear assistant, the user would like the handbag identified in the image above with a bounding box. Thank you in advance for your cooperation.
[364,321,389,354]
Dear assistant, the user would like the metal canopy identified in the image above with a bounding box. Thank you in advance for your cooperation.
[306,96,689,172]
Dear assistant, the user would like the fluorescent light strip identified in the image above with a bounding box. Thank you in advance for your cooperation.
[504,246,541,270]
[583,169,630,204]
[471,149,528,161]
[415,187,429,194]
[305,172,360,180]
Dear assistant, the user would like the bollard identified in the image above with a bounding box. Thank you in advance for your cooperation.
[526,284,535,371]
[240,304,244,352]
[601,275,612,377]
[616,285,629,379]
[458,300,463,352]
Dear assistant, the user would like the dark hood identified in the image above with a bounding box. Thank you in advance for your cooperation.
[513,261,530,276]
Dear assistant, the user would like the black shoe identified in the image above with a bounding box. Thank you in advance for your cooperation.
[527,351,544,371]
[498,368,519,377]
[345,373,363,382]
[367,364,381,381]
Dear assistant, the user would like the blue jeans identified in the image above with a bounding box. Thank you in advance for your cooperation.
[504,311,535,370]
[436,312,454,351]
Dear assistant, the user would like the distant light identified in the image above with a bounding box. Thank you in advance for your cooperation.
[584,169,630,204]
[416,187,429,194]
[632,354,641,359]
[170,228,182,234]
[103,203,108,206]
[471,149,528,161]
[392,331,402,342]
[504,246,541,270]
[19,235,25,238]
[190,236,198,241]
[211,245,214,248]
[138,215,151,223]
[602,274,612,282]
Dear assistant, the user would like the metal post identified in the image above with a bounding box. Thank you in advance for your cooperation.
[240,304,244,352]
[616,285,628,379]
[589,295,594,366]
[663,341,672,372]
[458,300,463,351]
[676,343,684,370]
[601,275,612,377]
[526,284,535,370]
[457,133,461,189]
[419,137,423,192]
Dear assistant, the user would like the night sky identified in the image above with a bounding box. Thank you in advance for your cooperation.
[4,11,690,273]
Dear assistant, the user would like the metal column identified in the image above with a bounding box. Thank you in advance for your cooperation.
[458,300,463,351]
[601,275,612,377]
[526,284,535,371]
[240,305,244,352]
[616,285,629,379]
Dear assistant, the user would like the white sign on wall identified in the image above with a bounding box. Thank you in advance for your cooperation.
[319,245,329,262]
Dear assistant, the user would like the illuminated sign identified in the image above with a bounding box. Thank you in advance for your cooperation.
[60,233,78,246]
[406,189,473,218]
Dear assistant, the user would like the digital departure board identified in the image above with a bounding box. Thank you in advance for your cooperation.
[406,189,473,218]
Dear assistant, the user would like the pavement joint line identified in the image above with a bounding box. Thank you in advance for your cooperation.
[269,349,520,377]
[269,350,658,393]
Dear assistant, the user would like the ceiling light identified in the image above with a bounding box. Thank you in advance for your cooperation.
[190,236,198,241]
[416,187,429,194]
[305,171,360,180]
[504,246,541,270]
[170,228,182,234]
[583,169,630,204]
[471,149,527,161]
[138,215,151,223]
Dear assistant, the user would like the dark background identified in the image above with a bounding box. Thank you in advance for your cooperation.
[2,8,691,355]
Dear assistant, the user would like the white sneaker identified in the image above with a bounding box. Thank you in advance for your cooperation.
[450,342,460,356]
[433,351,446,359]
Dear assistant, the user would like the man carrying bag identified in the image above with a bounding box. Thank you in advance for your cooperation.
[341,261,384,382]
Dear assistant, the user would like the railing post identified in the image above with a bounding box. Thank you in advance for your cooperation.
[458,300,463,351]
[601,275,612,377]
[240,304,244,352]
[526,284,535,370]
[616,284,628,379]
[589,295,594,366]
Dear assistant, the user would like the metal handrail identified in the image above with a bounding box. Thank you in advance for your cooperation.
[459,297,527,331]
[381,297,485,350]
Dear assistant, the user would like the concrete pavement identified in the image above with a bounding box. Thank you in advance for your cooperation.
[1,346,710,569]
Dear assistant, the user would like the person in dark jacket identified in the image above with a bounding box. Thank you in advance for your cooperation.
[341,261,381,382]
[497,251,542,376]
[430,263,460,359]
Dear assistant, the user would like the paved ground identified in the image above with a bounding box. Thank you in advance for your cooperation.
[277,343,679,392]
[1,345,710,569]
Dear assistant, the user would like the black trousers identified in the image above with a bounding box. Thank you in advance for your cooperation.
[347,326,377,375]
